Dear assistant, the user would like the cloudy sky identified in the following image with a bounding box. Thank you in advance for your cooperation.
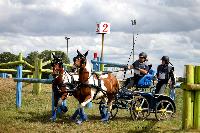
[0,0,200,77]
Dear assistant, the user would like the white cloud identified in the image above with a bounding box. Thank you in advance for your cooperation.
[0,0,200,77]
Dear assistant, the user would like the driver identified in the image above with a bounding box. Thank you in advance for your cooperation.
[125,52,149,88]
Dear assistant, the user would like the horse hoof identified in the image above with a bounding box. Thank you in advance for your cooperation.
[101,112,110,122]
[70,117,77,122]
[50,117,56,122]
[101,118,109,123]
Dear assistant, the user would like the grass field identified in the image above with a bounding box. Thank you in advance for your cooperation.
[0,78,191,133]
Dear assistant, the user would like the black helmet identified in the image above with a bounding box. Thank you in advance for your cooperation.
[139,52,147,59]
[161,56,169,63]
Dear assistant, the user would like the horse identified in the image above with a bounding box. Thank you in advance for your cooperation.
[51,53,76,121]
[71,50,120,124]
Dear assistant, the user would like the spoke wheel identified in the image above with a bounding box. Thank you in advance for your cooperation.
[130,95,150,120]
[155,100,175,121]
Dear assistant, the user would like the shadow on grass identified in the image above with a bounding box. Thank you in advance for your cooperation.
[14,110,136,126]
[15,110,116,124]
[15,110,84,124]
[15,110,182,132]
[126,118,182,133]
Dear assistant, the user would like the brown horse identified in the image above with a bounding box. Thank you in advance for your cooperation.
[71,50,119,124]
[51,54,74,121]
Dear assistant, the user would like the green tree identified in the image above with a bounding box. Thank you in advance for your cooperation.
[25,51,39,66]
[0,52,18,69]
[39,50,70,78]
[39,50,70,65]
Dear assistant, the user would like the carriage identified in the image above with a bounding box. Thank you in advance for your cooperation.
[99,69,176,121]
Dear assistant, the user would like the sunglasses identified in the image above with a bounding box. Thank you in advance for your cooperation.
[139,56,145,59]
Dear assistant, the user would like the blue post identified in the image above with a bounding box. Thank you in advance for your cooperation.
[16,65,22,108]
[1,73,7,78]
[97,57,101,71]
[92,62,97,71]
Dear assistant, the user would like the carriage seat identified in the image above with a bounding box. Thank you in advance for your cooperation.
[117,87,134,100]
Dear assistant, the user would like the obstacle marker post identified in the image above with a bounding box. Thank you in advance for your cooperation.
[194,66,200,129]
[181,65,200,130]
[33,58,42,94]
[16,53,23,109]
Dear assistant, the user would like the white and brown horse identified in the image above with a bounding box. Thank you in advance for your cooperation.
[71,50,119,124]
[51,54,76,121]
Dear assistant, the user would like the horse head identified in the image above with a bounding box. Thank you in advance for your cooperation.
[73,50,91,83]
[51,53,64,78]
[51,53,77,116]
[73,50,88,69]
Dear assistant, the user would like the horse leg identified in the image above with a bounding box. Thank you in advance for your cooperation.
[52,94,59,121]
[99,97,107,119]
[58,93,68,113]
[75,95,93,124]
[101,98,113,122]
[71,107,80,121]
[71,96,91,124]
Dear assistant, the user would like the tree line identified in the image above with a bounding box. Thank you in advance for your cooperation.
[0,50,70,78]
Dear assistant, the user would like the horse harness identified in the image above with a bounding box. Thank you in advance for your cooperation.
[77,72,109,100]
[53,71,76,95]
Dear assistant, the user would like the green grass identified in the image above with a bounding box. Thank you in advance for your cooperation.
[0,78,186,133]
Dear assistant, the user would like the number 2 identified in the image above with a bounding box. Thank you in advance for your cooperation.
[103,24,108,32]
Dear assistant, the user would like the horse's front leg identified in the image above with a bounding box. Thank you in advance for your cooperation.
[57,93,68,113]
[51,93,59,121]
[72,95,92,124]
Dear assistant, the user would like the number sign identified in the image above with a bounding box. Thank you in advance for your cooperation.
[96,22,110,34]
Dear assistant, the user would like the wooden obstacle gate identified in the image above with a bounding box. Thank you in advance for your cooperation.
[181,65,200,130]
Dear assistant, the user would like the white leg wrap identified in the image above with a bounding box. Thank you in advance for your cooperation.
[107,102,113,112]
[81,97,93,107]
[58,99,62,106]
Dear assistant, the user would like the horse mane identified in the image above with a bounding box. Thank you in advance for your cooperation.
[78,59,92,83]
[85,59,92,74]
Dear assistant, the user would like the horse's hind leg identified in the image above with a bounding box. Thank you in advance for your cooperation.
[99,97,107,119]
[101,98,113,122]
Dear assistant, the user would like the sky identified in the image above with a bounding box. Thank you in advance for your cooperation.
[0,0,200,77]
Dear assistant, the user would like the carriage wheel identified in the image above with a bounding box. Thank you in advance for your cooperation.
[110,101,118,119]
[130,95,150,120]
[155,100,175,121]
